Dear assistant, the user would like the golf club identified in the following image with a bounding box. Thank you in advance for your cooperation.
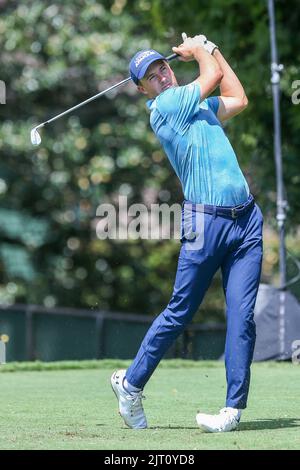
[30,52,178,146]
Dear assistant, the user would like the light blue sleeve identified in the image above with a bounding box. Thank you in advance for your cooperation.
[207,96,220,115]
[156,83,201,133]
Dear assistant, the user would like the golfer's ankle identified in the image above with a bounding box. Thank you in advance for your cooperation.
[124,378,142,394]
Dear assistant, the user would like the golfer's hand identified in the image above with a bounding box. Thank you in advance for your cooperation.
[191,34,207,47]
[203,39,219,55]
[172,33,206,62]
[181,32,219,55]
[181,32,207,49]
[172,43,200,62]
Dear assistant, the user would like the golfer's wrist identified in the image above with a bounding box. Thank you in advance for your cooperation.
[205,40,219,55]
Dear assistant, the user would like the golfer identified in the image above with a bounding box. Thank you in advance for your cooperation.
[111,34,263,432]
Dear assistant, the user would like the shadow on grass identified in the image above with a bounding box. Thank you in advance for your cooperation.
[148,418,300,431]
[238,418,300,431]
[149,426,199,430]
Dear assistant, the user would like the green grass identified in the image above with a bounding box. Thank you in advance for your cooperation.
[0,360,299,450]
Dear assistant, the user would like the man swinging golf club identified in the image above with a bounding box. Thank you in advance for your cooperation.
[111,33,263,432]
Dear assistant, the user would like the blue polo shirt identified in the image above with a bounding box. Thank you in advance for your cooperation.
[147,83,249,206]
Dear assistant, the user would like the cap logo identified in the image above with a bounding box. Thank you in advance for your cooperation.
[134,50,156,68]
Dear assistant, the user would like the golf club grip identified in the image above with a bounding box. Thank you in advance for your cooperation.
[166,53,179,61]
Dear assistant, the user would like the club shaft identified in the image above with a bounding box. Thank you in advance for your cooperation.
[44,77,131,126]
[39,53,178,128]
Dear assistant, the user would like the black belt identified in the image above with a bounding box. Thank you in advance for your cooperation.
[183,195,255,219]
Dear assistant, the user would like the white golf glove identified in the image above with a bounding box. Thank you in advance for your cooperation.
[181,32,206,47]
[181,32,218,55]
[203,39,219,55]
[193,34,208,47]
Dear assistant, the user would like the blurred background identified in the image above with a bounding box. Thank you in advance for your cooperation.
[0,0,299,362]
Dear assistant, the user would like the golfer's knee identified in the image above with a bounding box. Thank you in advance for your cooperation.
[163,306,194,330]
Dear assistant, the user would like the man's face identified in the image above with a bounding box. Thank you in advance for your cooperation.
[137,60,178,99]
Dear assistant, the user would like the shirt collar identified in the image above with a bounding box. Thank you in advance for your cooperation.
[146,99,154,110]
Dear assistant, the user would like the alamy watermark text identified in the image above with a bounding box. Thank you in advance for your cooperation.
[0,80,6,104]
[95,196,205,251]
[291,80,300,105]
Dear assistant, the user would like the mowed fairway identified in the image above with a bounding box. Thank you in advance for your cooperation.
[0,360,299,450]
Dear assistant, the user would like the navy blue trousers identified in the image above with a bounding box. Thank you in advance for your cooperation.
[126,196,263,409]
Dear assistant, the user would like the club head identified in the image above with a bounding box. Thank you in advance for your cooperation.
[31,127,42,146]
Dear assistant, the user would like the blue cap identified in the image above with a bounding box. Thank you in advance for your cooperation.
[129,49,166,85]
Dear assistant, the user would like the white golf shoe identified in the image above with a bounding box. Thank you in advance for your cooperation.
[111,369,147,429]
[196,407,241,433]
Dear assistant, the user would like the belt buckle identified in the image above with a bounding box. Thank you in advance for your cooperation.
[231,208,238,219]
